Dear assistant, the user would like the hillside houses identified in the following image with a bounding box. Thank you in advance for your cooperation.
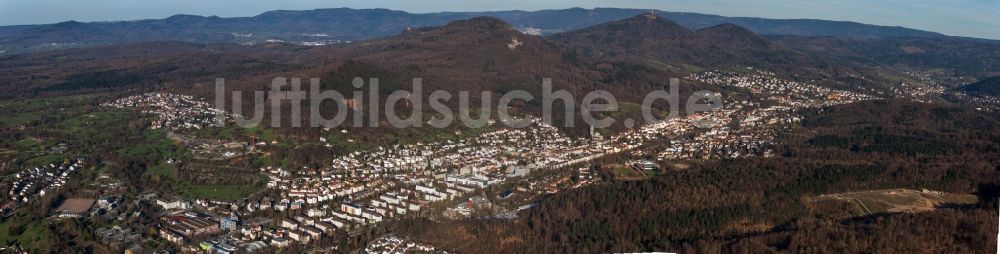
[103,93,228,130]
[2,159,84,216]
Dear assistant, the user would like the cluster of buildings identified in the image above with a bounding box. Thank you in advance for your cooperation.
[105,92,260,159]
[259,117,644,226]
[230,32,354,47]
[159,214,221,239]
[96,225,143,249]
[91,77,856,250]
[895,70,965,101]
[322,118,579,176]
[656,103,793,160]
[91,194,127,220]
[944,82,1000,111]
[364,235,445,254]
[242,92,842,230]
[102,92,227,130]
[1,159,84,216]
[250,112,738,230]
[888,82,946,102]
[957,93,1000,111]
[298,39,352,46]
[688,70,879,108]
[520,27,543,36]
[667,70,888,160]
[157,212,242,252]
[155,209,339,252]
[152,197,252,252]
[90,72,904,251]
[150,194,339,251]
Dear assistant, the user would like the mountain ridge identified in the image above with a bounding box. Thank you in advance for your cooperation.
[1,13,995,101]
[0,7,988,55]
[549,14,839,77]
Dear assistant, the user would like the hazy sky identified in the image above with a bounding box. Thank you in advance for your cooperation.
[1,0,998,39]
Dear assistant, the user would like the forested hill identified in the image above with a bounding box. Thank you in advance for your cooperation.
[956,76,1000,97]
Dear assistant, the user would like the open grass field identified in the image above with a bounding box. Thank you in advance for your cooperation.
[606,164,650,180]
[144,164,178,181]
[180,184,261,201]
[813,188,978,215]
[0,112,41,128]
[0,94,108,128]
[23,154,71,167]
[0,215,53,251]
